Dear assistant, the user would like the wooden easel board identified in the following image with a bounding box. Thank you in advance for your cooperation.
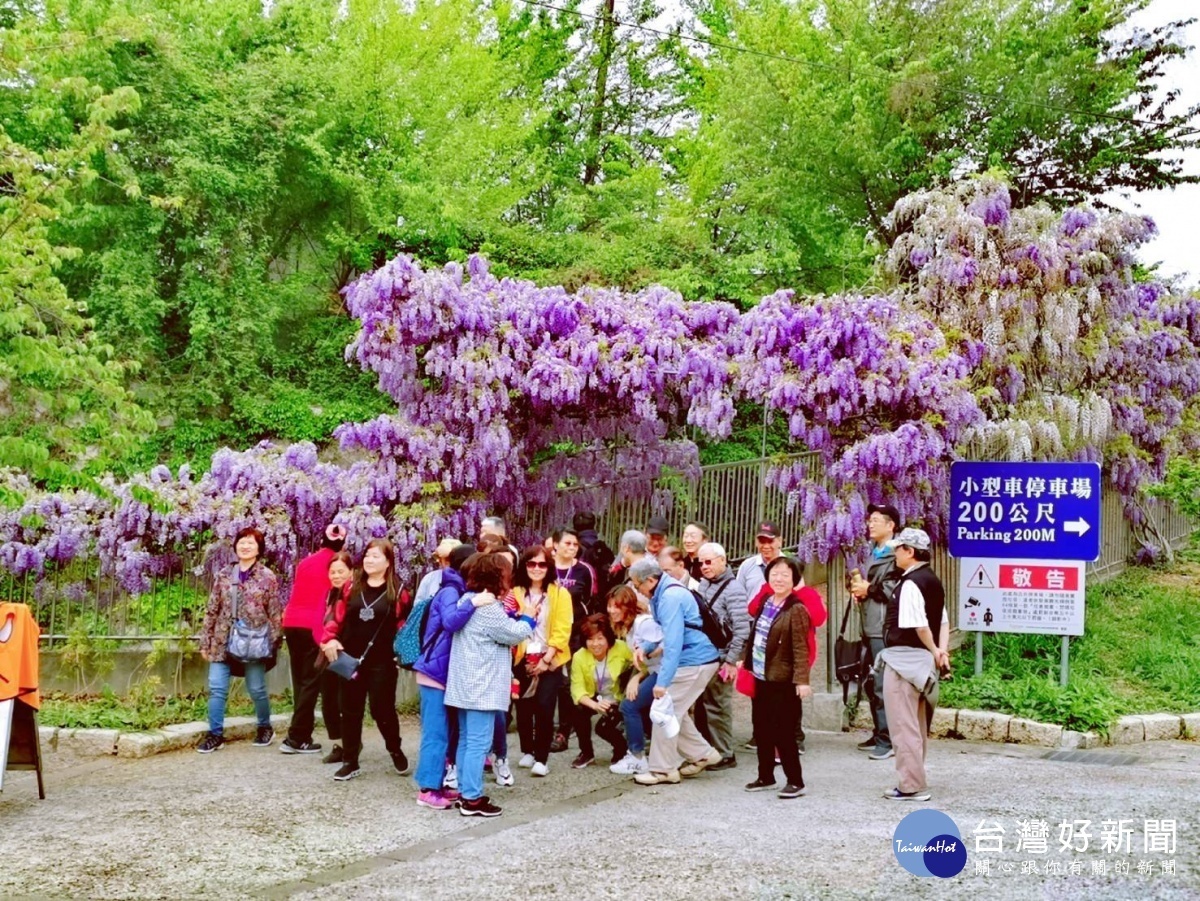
[1,698,45,799]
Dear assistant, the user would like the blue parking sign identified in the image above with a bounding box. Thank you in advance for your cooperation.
[948,462,1101,561]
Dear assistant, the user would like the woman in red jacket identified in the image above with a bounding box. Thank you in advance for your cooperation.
[281,524,346,756]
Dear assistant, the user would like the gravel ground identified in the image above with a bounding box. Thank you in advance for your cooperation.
[3,699,1197,901]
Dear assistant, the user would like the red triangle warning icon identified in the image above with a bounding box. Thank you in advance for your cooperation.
[968,565,994,589]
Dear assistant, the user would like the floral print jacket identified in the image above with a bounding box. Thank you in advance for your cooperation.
[201,563,283,662]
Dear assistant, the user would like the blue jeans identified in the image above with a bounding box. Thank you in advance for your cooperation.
[208,660,270,735]
[456,708,496,801]
[620,671,657,754]
[493,710,508,759]
[416,685,451,791]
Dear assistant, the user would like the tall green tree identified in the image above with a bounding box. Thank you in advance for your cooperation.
[0,8,153,484]
[687,0,1200,293]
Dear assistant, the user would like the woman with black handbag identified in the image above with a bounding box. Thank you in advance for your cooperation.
[320,539,411,782]
[197,527,282,754]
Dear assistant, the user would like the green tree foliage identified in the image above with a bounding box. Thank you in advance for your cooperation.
[0,0,1196,476]
[687,0,1199,292]
[0,10,152,483]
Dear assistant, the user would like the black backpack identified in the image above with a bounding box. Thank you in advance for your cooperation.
[579,535,615,598]
[686,582,732,650]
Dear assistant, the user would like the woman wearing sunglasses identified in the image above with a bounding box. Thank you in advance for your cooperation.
[510,545,572,777]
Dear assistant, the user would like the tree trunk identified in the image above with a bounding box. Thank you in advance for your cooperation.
[583,0,617,186]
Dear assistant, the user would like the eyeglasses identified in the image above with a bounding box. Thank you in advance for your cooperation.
[699,559,718,565]
[526,561,549,569]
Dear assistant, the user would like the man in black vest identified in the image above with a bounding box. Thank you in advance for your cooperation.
[880,528,948,802]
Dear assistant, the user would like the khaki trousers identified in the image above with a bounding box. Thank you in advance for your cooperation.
[648,661,720,773]
[882,664,928,792]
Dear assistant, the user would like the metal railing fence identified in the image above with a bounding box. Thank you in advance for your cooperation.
[6,453,1196,675]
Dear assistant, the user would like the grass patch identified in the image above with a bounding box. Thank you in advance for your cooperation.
[41,687,293,732]
[41,686,419,732]
[942,539,1200,733]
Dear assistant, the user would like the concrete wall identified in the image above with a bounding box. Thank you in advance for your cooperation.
[40,644,419,706]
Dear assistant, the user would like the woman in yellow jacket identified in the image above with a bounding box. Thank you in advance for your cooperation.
[569,614,633,768]
[512,545,574,777]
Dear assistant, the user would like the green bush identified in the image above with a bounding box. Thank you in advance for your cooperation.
[41,687,293,731]
[942,546,1200,733]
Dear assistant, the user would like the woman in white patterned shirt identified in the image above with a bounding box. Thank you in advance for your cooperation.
[444,553,534,818]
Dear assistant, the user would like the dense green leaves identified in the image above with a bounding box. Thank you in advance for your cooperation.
[0,0,1196,478]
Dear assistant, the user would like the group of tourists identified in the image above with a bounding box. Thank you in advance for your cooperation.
[197,505,948,817]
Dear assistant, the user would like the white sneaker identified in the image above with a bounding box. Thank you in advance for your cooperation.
[518,753,536,769]
[495,757,515,787]
[531,761,549,777]
[609,753,649,776]
[443,764,458,791]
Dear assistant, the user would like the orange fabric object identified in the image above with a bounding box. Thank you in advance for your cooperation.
[0,602,40,709]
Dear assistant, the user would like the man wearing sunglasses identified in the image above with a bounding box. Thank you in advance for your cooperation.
[693,542,749,770]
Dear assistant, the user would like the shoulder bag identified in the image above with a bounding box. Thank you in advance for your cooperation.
[226,569,272,662]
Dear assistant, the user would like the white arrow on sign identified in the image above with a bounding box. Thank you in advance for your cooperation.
[1064,519,1090,537]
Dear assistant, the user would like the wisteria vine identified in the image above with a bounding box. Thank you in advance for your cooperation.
[2,179,1197,595]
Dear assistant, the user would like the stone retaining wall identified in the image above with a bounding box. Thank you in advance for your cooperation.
[35,696,1200,761]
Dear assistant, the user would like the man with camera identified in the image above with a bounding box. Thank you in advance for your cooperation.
[848,503,901,761]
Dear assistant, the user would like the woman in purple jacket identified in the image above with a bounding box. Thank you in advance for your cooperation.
[412,544,479,809]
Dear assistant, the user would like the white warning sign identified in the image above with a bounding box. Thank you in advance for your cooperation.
[958,557,1086,636]
[966,564,994,589]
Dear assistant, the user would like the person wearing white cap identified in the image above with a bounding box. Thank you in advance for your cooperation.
[878,527,948,802]
[627,558,722,785]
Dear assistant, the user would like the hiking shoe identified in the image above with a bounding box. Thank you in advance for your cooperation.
[459,796,503,817]
[531,761,549,777]
[778,783,806,799]
[392,750,413,776]
[196,733,225,754]
[708,755,738,771]
[322,745,344,764]
[518,753,536,769]
[333,762,362,782]
[549,732,568,753]
[609,754,650,776]
[443,764,458,790]
[280,737,322,755]
[634,769,681,785]
[744,778,777,792]
[856,738,878,751]
[252,726,274,747]
[416,790,454,810]
[680,748,722,777]
[883,787,931,802]
[869,747,895,761]
[571,753,594,769]
[494,757,515,786]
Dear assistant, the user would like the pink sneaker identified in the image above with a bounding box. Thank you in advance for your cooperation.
[416,790,453,810]
[441,788,461,802]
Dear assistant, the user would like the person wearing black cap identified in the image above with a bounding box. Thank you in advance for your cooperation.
[645,515,670,558]
[849,503,902,760]
[735,521,784,601]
